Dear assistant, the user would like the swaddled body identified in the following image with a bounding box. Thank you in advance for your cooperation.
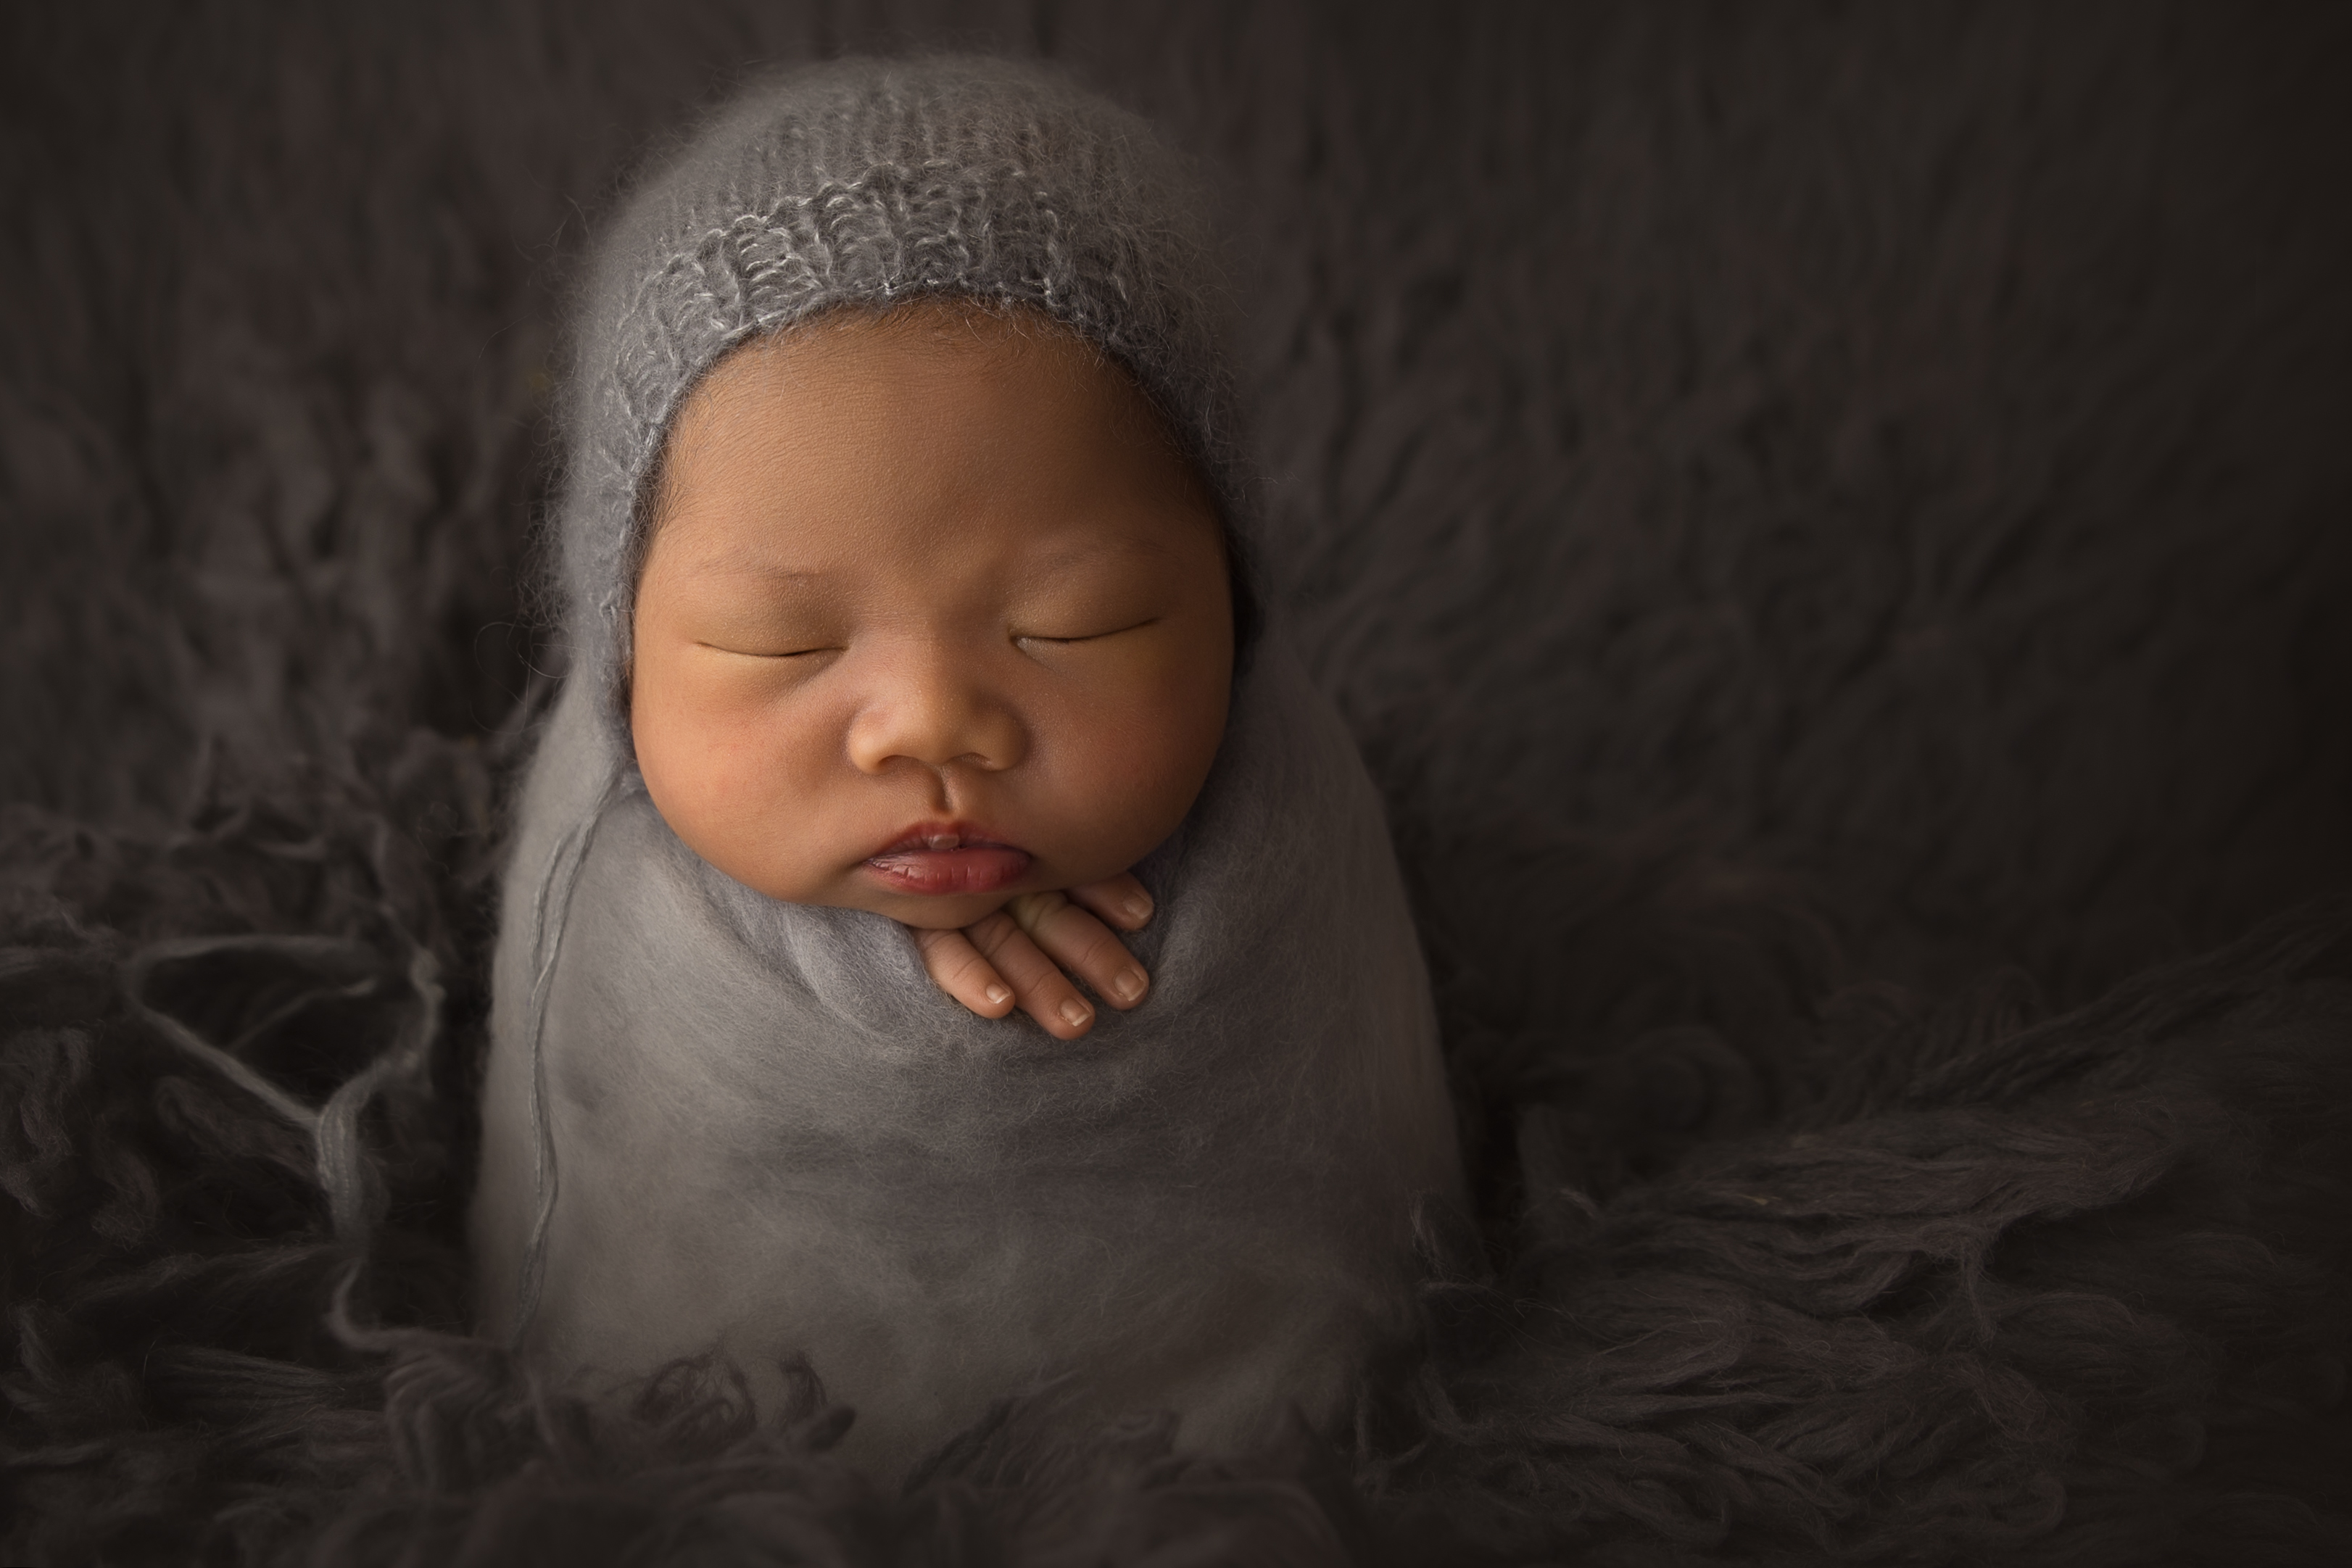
[471,57,1463,1477]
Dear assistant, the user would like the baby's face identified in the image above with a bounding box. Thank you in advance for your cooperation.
[631,301,1235,932]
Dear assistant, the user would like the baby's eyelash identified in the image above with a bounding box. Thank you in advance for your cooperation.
[696,642,836,658]
[1015,619,1159,647]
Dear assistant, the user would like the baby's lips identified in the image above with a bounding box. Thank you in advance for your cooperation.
[864,845,1032,896]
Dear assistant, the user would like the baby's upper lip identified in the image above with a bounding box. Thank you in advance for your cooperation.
[869,821,1023,858]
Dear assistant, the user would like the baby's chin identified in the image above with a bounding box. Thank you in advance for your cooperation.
[868,895,1018,931]
[761,870,1032,932]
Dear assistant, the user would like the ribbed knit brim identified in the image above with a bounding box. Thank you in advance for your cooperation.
[554,55,1249,721]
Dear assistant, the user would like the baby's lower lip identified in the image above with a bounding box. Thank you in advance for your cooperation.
[863,846,1033,896]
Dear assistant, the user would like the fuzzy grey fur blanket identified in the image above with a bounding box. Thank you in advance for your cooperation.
[3,2,2349,1564]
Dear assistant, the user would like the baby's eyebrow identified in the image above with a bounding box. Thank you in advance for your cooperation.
[1024,532,1188,573]
[667,549,825,585]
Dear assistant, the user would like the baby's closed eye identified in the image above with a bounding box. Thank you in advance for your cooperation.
[700,638,840,659]
[1013,615,1159,647]
[661,587,845,658]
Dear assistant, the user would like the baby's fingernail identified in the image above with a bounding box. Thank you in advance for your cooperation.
[1058,999,1092,1028]
[1123,894,1154,924]
[1112,969,1146,1003]
[985,984,1012,1007]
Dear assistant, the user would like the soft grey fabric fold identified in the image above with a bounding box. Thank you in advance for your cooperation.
[471,630,1465,1474]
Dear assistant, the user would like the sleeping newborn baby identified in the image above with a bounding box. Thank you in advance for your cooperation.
[471,56,1465,1478]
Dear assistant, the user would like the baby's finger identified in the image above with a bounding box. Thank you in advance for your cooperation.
[966,910,1098,1039]
[1065,873,1155,933]
[912,926,1017,1018]
[1008,891,1151,1010]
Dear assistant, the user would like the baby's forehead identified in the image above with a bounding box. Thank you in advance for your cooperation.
[653,300,1214,528]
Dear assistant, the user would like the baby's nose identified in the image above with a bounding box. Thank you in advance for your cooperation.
[845,648,1027,776]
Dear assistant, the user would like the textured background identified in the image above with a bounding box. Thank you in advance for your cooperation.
[4,3,2351,1562]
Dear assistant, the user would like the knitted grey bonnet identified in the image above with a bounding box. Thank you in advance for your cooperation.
[558,54,1251,723]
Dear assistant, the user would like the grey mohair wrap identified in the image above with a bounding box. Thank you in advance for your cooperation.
[476,54,1462,1481]
[559,54,1249,717]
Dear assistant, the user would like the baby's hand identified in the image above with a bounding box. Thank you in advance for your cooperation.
[913,874,1154,1040]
